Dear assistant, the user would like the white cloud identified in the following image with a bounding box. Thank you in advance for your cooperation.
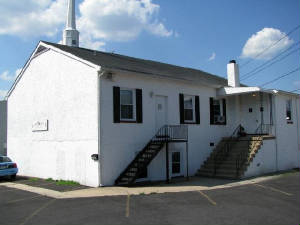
[208,52,216,61]
[0,0,172,50]
[241,28,293,60]
[0,68,22,81]
[77,0,173,47]
[0,90,8,100]
[0,0,67,37]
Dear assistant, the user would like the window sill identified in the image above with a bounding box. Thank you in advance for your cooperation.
[287,121,293,124]
[120,120,137,123]
[211,123,226,126]
[183,121,199,125]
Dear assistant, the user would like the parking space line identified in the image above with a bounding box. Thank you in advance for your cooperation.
[19,199,56,225]
[253,184,293,196]
[7,195,42,204]
[198,190,217,205]
[125,194,130,217]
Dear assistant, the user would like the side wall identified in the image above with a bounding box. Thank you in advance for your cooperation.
[243,139,277,178]
[100,73,237,186]
[0,100,7,156]
[274,94,300,170]
[7,50,99,187]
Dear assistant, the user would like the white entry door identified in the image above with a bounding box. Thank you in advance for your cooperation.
[155,96,168,131]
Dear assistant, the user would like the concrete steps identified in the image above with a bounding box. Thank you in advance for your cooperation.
[196,135,263,179]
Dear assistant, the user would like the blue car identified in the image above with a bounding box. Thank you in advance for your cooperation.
[0,156,18,180]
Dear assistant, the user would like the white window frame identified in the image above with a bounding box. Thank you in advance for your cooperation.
[213,99,224,124]
[286,99,293,122]
[183,95,196,123]
[120,88,136,122]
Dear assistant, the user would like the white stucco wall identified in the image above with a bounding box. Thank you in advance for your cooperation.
[243,139,277,178]
[273,94,300,171]
[239,92,273,134]
[0,100,7,156]
[7,49,99,187]
[99,72,236,186]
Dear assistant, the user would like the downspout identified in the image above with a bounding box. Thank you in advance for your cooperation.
[295,97,300,153]
[97,67,102,186]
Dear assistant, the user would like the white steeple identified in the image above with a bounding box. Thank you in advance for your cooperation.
[63,0,79,47]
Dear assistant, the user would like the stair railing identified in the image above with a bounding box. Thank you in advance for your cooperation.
[213,124,242,175]
[115,124,188,185]
[154,125,188,142]
[255,123,272,135]
[235,137,262,178]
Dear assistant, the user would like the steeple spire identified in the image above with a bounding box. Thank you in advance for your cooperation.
[63,0,79,47]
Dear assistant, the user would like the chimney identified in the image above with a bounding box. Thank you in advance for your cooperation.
[227,60,240,87]
[63,0,79,47]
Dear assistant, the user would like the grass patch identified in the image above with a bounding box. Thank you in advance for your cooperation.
[139,192,146,195]
[55,180,80,186]
[45,177,79,186]
[29,178,39,182]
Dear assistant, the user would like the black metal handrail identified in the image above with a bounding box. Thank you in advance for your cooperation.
[255,123,272,135]
[153,125,188,142]
[212,124,242,175]
[235,137,262,177]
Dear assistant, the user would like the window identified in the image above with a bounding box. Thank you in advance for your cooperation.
[172,152,181,174]
[210,98,226,125]
[72,40,77,45]
[213,99,221,122]
[286,99,292,122]
[120,88,135,121]
[113,86,143,123]
[179,94,200,124]
[184,95,195,122]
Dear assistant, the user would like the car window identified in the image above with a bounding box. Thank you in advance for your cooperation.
[0,156,12,163]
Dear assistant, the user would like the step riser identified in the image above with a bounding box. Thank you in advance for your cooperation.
[197,136,263,180]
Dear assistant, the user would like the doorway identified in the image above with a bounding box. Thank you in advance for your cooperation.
[155,96,168,131]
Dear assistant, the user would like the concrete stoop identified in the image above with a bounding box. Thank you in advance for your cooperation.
[196,135,266,179]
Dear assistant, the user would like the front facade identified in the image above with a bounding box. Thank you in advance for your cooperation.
[6,42,300,187]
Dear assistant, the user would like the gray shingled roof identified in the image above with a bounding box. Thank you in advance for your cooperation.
[42,41,229,87]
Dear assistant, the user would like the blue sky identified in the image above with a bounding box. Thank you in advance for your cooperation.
[0,0,299,99]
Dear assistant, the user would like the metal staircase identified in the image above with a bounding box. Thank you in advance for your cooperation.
[115,125,188,186]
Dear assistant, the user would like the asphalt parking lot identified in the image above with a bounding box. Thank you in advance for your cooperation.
[0,172,299,225]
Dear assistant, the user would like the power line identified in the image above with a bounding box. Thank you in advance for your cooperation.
[241,47,300,81]
[240,24,300,68]
[260,67,300,87]
[290,88,300,93]
[240,41,300,80]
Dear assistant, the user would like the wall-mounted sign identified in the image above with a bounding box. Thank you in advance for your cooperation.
[32,119,48,132]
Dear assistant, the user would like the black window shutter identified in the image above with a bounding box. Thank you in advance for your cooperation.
[195,96,200,124]
[222,98,227,125]
[136,89,143,123]
[209,97,214,125]
[179,94,184,124]
[113,86,120,123]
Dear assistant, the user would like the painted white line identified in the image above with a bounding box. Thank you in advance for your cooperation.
[19,199,56,225]
[198,190,217,205]
[253,184,293,196]
[125,194,130,217]
[7,195,42,204]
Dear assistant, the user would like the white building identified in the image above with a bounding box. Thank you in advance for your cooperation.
[0,100,7,156]
[5,41,300,187]
[5,0,300,187]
